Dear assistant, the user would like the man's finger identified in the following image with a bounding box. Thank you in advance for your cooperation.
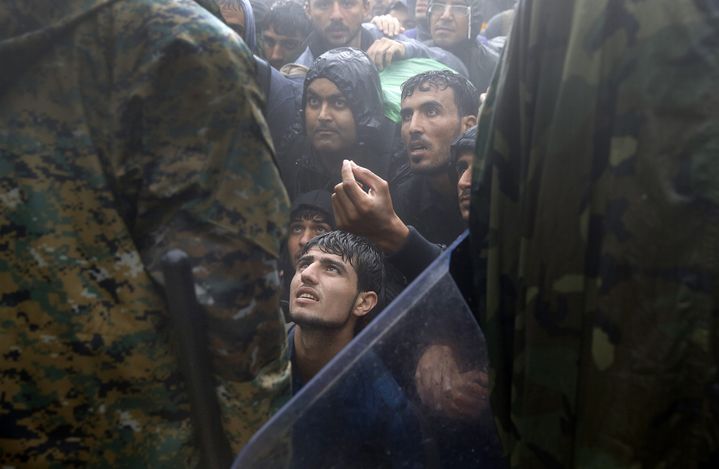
[350,162,388,195]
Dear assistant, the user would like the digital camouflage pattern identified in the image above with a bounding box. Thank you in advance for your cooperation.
[0,0,290,465]
[472,0,719,466]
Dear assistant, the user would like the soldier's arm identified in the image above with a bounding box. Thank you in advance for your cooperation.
[115,8,289,451]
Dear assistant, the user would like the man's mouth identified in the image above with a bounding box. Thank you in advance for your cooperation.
[296,287,319,302]
[408,141,430,155]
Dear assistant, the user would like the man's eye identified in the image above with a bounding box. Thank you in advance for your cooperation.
[333,99,347,109]
[426,108,438,117]
[315,225,330,234]
[315,0,331,9]
[340,0,356,8]
[290,224,304,234]
[401,112,412,122]
[456,162,469,175]
[325,265,339,273]
[307,96,320,107]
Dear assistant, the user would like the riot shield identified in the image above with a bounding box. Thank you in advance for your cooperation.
[233,233,506,468]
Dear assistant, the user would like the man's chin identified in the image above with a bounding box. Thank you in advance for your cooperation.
[290,311,348,331]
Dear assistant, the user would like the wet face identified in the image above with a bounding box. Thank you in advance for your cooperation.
[428,0,470,48]
[305,78,358,157]
[290,248,361,329]
[220,4,246,38]
[288,214,333,263]
[262,26,305,69]
[400,84,463,175]
[305,0,369,48]
[455,150,473,221]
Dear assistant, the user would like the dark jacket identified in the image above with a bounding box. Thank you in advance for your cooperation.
[424,37,500,93]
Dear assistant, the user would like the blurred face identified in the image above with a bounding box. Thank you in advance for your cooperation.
[429,0,470,48]
[220,4,246,38]
[288,214,333,263]
[262,26,305,69]
[305,0,370,48]
[400,84,463,175]
[290,248,360,329]
[415,0,429,21]
[455,150,473,221]
[305,78,358,157]
[389,6,411,28]
[368,0,389,17]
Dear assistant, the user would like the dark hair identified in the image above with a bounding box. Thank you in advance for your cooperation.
[299,231,385,331]
[300,231,384,295]
[265,0,312,38]
[291,208,332,225]
[401,70,479,117]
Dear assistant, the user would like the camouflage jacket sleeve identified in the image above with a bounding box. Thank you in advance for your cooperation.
[472,0,719,466]
[107,0,290,451]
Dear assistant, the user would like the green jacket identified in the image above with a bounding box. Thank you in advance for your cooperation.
[472,0,719,466]
[0,0,289,466]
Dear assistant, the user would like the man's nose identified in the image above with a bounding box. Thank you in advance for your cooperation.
[330,1,343,20]
[299,229,314,248]
[300,261,319,283]
[318,102,332,121]
[270,44,284,62]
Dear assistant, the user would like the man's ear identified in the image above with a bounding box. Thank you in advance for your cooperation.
[352,291,378,318]
[461,114,477,131]
[305,1,312,18]
[361,0,370,20]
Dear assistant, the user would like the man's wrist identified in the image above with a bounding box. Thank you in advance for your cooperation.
[377,216,410,254]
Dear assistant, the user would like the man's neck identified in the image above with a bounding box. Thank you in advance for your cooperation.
[313,29,364,56]
[293,324,355,383]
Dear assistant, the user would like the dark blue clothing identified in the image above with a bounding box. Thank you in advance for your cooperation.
[287,325,427,468]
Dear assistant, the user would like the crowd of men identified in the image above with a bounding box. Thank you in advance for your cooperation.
[2,0,717,467]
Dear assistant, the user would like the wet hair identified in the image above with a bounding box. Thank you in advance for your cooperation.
[265,1,312,38]
[299,231,385,332]
[401,70,479,117]
[299,231,384,298]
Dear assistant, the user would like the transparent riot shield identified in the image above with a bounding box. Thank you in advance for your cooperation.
[233,233,506,468]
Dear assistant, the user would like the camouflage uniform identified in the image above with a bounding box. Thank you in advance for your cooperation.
[471,0,719,466]
[0,0,289,466]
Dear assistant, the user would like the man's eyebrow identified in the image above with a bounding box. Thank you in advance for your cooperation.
[296,254,314,266]
[319,257,347,274]
[419,100,443,111]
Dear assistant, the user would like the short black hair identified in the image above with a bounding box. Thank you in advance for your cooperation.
[291,208,332,225]
[299,231,384,298]
[265,0,312,38]
[401,70,479,117]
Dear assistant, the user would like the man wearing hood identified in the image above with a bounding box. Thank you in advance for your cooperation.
[425,0,499,92]
[282,48,398,200]
[0,0,289,466]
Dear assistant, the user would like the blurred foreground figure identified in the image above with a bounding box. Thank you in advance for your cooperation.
[472,0,719,466]
[0,0,289,465]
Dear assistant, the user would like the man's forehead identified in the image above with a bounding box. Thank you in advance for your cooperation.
[302,248,352,267]
[307,77,345,97]
[432,0,469,5]
[402,84,456,108]
[264,27,300,40]
[458,150,474,163]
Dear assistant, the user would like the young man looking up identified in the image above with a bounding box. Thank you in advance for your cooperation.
[288,231,383,388]
[286,230,425,466]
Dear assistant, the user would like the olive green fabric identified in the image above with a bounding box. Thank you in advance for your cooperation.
[471,0,719,466]
[0,0,289,465]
